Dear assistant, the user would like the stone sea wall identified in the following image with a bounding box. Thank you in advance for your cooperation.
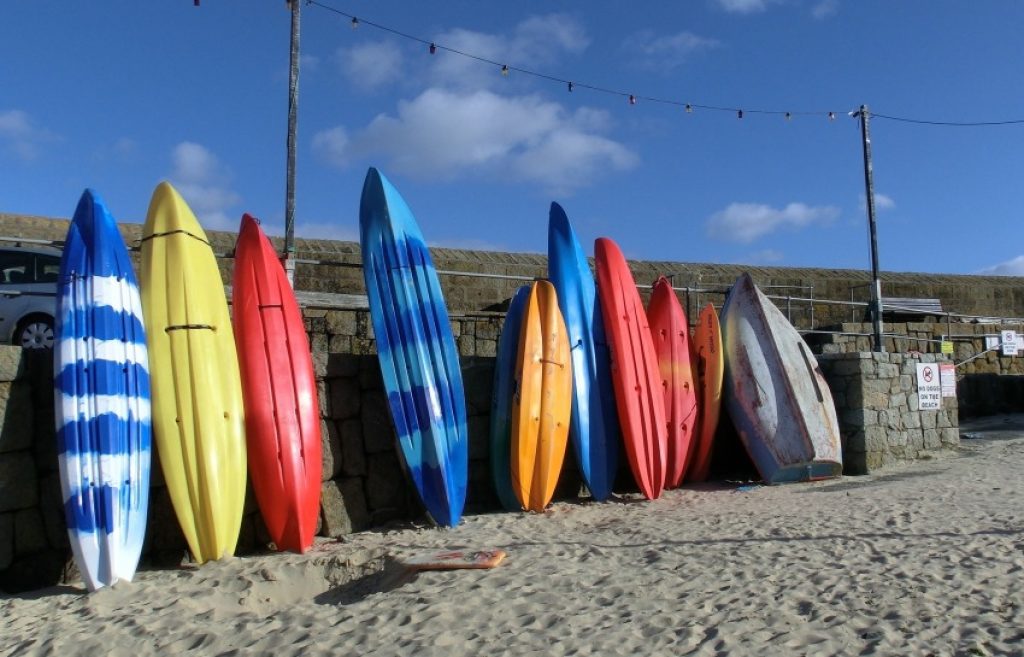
[808,321,1024,418]
[4,212,1024,325]
[819,352,959,474]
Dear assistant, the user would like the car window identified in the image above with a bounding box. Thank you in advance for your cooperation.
[0,250,35,285]
[35,255,61,283]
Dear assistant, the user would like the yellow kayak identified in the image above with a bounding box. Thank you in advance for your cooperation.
[511,280,572,512]
[141,182,246,563]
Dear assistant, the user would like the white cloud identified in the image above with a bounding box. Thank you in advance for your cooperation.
[977,256,1024,277]
[715,0,769,14]
[429,14,589,89]
[624,30,720,70]
[168,141,241,231]
[875,193,895,210]
[706,202,840,243]
[93,137,139,163]
[860,192,895,211]
[324,88,637,194]
[748,249,784,264]
[0,109,58,160]
[112,137,138,157]
[812,0,840,19]
[336,41,403,91]
[310,15,632,194]
[301,54,320,71]
[312,126,350,168]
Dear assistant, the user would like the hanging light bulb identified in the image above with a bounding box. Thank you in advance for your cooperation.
[828,111,836,121]
[350,17,359,29]
[737,109,744,119]
[429,43,437,54]
[501,64,509,76]
[567,81,574,92]
[629,94,637,105]
[785,112,792,121]
[685,104,693,113]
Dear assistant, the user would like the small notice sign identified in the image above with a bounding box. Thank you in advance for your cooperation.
[940,341,954,355]
[1001,330,1019,356]
[939,362,956,398]
[916,363,942,410]
[985,336,1001,351]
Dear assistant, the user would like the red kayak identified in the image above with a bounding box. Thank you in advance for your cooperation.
[647,276,698,489]
[232,214,322,553]
[594,238,667,500]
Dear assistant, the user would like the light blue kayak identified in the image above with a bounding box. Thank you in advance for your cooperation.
[55,189,151,591]
[489,284,531,511]
[359,168,468,527]
[547,203,620,501]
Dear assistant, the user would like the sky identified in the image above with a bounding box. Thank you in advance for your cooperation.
[2,1,1023,276]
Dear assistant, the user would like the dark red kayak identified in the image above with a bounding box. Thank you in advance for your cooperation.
[233,214,322,553]
[594,238,667,500]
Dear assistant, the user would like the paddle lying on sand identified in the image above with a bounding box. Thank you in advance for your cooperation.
[400,549,508,571]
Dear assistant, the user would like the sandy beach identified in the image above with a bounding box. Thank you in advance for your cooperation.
[3,417,1023,657]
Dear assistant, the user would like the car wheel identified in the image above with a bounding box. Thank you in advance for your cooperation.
[15,315,54,350]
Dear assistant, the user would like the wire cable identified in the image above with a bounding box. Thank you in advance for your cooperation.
[305,0,1024,127]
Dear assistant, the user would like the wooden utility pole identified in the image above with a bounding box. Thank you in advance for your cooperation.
[284,0,301,286]
[856,104,885,352]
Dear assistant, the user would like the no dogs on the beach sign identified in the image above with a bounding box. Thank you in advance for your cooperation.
[916,363,942,411]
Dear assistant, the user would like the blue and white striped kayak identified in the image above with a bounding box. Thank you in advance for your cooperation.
[55,189,151,591]
[359,168,467,527]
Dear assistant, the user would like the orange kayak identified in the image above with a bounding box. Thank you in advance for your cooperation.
[686,303,724,482]
[510,280,572,512]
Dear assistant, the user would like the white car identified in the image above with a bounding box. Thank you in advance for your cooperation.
[0,244,61,349]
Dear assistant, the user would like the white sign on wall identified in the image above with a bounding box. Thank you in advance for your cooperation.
[939,362,956,398]
[985,336,1001,351]
[916,363,942,411]
[1001,330,1019,356]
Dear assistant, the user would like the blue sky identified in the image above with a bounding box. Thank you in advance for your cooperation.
[2,1,1022,275]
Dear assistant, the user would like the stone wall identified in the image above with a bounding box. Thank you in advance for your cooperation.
[819,352,959,474]
[310,308,512,539]
[808,321,1024,418]
[4,212,1024,325]
[0,348,65,591]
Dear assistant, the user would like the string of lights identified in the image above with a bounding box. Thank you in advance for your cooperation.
[302,0,1024,128]
[305,0,843,121]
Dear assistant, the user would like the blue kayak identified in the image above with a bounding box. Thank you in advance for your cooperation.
[359,168,468,527]
[547,202,620,501]
[489,284,531,511]
[55,189,151,591]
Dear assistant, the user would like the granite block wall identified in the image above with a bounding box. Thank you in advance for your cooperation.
[0,348,67,592]
[5,212,1024,325]
[819,352,959,474]
[808,321,1024,418]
